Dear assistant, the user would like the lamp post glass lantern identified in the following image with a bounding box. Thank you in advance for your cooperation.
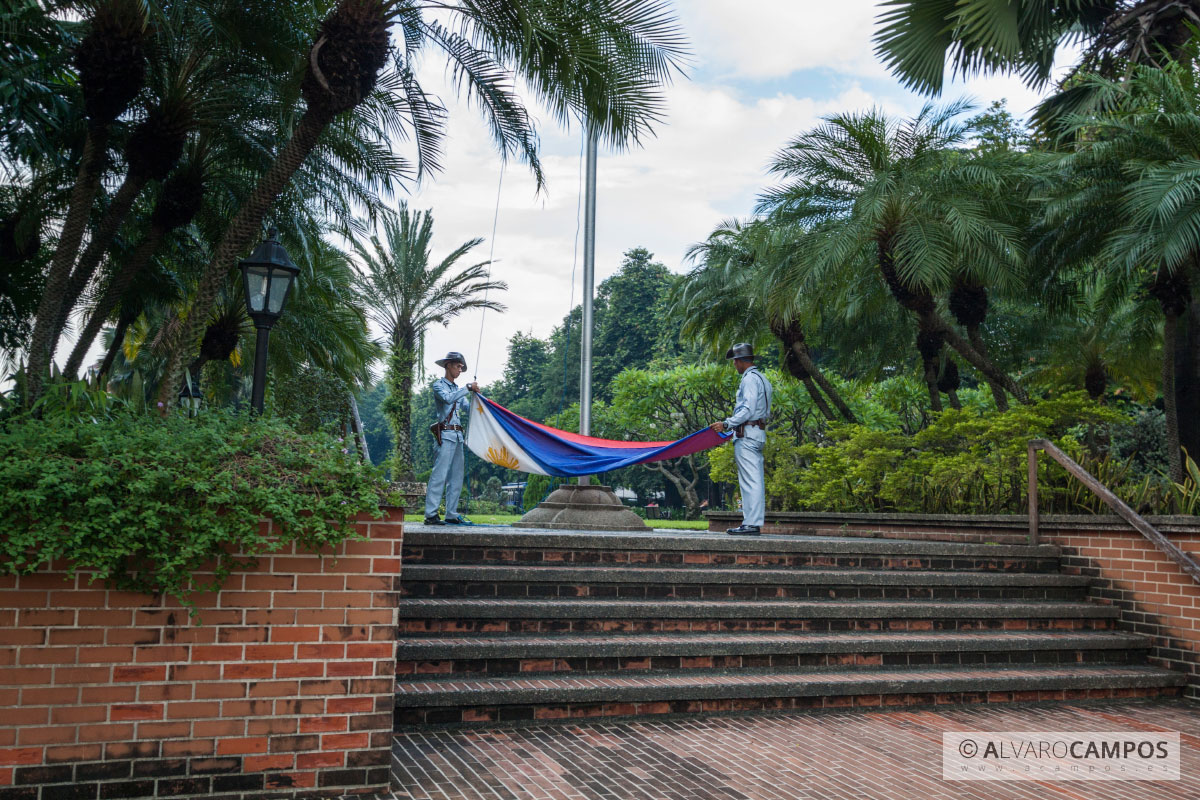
[238,227,299,413]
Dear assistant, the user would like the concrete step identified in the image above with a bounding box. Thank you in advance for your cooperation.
[396,629,1149,676]
[396,597,1119,634]
[402,529,1061,571]
[400,565,1091,601]
[393,663,1186,727]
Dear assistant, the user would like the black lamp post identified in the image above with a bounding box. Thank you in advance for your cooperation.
[238,227,299,414]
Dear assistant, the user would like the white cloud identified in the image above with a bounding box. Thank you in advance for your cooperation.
[402,75,891,387]
[680,0,889,80]
[402,39,1082,391]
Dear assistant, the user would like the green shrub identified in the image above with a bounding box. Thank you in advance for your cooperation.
[522,473,572,511]
[461,499,508,515]
[273,366,352,435]
[784,394,1124,513]
[0,406,385,609]
[713,392,1200,515]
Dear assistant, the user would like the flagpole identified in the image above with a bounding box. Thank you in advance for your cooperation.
[579,126,598,487]
[516,123,644,530]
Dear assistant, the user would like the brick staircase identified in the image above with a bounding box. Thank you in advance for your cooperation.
[394,527,1185,727]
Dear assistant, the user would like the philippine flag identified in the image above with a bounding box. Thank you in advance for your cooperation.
[465,394,731,477]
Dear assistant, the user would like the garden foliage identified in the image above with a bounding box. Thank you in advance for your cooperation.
[711,392,1200,515]
[0,389,384,607]
[273,365,352,434]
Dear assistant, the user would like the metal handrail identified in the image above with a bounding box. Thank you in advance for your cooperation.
[1027,438,1200,583]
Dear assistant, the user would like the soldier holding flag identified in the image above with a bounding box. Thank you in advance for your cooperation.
[711,343,773,535]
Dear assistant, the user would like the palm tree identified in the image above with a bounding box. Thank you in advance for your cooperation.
[757,102,1033,407]
[16,0,377,400]
[1041,60,1200,480]
[63,157,205,378]
[678,218,858,423]
[153,0,689,409]
[98,234,378,404]
[873,0,1200,124]
[351,203,506,481]
[25,0,149,402]
[1021,268,1162,402]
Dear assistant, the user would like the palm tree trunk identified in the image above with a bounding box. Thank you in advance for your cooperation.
[923,358,943,412]
[771,317,858,423]
[26,128,108,402]
[1164,309,1184,483]
[385,340,416,482]
[1183,266,1200,462]
[50,173,149,352]
[97,309,134,380]
[796,346,857,423]
[936,316,1031,404]
[801,374,836,421]
[967,323,1009,411]
[186,354,209,385]
[781,343,834,421]
[156,105,332,409]
[349,394,370,464]
[877,241,1027,406]
[64,224,165,379]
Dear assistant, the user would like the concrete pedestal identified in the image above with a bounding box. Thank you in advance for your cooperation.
[515,484,648,531]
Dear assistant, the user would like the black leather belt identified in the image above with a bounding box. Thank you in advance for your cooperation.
[735,419,767,438]
[441,424,463,431]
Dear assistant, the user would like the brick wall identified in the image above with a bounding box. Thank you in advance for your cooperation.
[708,511,1200,700]
[0,510,403,799]
[1049,526,1200,701]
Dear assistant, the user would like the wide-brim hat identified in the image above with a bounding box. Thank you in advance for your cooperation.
[435,351,467,368]
[725,342,755,360]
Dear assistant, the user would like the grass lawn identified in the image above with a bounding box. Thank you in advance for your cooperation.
[648,519,710,530]
[402,513,710,530]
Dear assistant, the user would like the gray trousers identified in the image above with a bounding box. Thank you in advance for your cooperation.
[424,432,464,519]
[734,436,765,527]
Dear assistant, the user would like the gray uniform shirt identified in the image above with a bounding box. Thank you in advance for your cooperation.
[723,366,773,443]
[433,378,471,435]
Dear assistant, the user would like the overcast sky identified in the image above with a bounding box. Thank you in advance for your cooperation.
[399,0,1075,389]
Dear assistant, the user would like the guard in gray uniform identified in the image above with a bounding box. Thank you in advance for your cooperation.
[711,343,773,535]
[424,351,479,525]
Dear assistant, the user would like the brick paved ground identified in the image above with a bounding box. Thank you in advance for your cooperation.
[389,700,1200,799]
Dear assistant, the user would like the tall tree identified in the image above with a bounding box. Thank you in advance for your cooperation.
[757,102,1033,406]
[592,247,678,394]
[488,331,550,418]
[24,0,149,402]
[874,0,1200,124]
[1041,60,1200,480]
[350,202,505,481]
[677,218,858,422]
[152,0,690,409]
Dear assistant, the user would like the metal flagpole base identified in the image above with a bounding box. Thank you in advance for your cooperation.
[515,484,648,531]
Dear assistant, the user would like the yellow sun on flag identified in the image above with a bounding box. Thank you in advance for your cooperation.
[486,445,520,470]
